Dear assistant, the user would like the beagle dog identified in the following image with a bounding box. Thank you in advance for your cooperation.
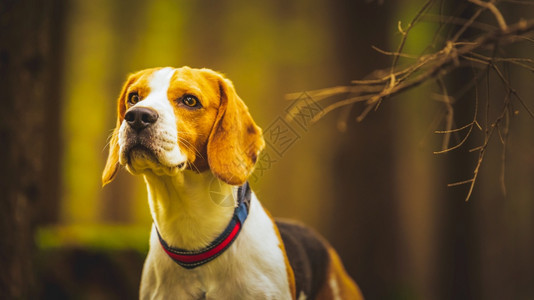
[102,67,363,300]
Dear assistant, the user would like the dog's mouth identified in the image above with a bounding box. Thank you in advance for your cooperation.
[126,144,157,163]
[118,122,189,176]
[121,141,187,175]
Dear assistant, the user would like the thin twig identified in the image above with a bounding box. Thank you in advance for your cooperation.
[469,0,508,30]
[436,77,453,150]
[391,0,435,72]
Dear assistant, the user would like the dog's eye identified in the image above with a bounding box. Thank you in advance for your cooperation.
[182,95,200,108]
[128,92,140,106]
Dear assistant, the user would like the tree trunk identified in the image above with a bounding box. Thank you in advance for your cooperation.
[0,0,63,297]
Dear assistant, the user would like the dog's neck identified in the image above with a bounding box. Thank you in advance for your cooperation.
[143,170,237,250]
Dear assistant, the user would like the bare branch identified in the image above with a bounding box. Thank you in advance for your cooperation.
[287,3,534,201]
[469,0,507,30]
[306,19,534,124]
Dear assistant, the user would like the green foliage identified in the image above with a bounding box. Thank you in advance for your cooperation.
[36,225,150,253]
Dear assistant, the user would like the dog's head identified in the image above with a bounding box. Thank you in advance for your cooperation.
[102,67,265,186]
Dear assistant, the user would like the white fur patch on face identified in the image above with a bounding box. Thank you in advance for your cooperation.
[118,67,187,176]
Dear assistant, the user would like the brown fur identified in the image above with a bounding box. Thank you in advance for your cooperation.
[316,248,364,300]
[276,220,364,300]
[204,70,265,185]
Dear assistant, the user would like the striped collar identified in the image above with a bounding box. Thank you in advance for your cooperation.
[155,182,251,269]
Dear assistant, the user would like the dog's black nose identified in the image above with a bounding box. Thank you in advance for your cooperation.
[124,107,159,132]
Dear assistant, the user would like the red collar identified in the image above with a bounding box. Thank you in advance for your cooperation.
[155,182,251,269]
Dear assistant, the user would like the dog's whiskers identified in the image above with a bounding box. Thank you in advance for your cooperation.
[178,137,205,161]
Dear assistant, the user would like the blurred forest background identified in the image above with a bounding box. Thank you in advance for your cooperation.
[1,0,534,299]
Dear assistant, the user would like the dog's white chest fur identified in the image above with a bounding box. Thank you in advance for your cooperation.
[140,193,293,300]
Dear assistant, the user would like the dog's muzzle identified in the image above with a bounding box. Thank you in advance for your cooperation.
[119,106,186,175]
[122,106,160,160]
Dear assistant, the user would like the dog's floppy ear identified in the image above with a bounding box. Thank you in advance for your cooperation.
[102,122,120,187]
[102,74,134,187]
[206,72,265,185]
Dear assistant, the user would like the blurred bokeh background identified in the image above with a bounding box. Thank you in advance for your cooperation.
[2,0,534,299]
